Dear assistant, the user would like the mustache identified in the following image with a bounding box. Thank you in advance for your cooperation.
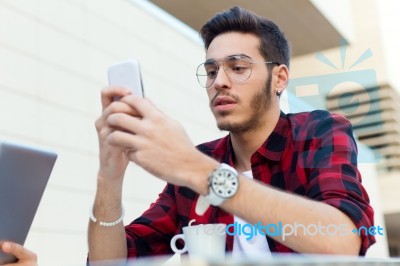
[210,91,240,107]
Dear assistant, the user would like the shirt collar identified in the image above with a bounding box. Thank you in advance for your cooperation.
[213,111,290,166]
[222,111,290,164]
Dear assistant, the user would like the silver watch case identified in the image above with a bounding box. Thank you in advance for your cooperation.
[205,163,239,206]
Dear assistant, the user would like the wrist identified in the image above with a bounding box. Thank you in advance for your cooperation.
[182,151,219,195]
[90,203,125,227]
[97,166,125,182]
[94,174,123,213]
[97,171,124,188]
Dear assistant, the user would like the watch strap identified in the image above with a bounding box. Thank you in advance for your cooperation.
[205,187,226,206]
[195,195,211,215]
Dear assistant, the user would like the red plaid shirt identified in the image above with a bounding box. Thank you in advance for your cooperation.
[125,110,375,257]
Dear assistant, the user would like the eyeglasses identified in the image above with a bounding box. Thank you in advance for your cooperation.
[196,54,280,88]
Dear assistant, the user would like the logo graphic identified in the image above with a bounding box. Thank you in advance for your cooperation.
[286,39,382,163]
[225,221,384,241]
[185,219,384,242]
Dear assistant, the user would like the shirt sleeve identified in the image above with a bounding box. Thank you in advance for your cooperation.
[301,110,376,255]
[125,183,178,258]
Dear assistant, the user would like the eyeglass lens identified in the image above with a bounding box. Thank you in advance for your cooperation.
[196,56,252,88]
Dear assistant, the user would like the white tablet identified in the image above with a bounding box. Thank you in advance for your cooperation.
[0,141,57,264]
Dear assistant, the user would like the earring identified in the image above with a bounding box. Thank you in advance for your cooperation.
[276,90,282,96]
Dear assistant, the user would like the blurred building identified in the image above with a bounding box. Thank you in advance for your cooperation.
[0,0,398,265]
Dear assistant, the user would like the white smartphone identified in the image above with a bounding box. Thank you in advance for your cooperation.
[107,59,144,98]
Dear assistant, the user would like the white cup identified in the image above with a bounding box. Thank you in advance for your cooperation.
[170,221,226,260]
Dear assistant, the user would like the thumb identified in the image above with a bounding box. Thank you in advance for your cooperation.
[1,242,37,262]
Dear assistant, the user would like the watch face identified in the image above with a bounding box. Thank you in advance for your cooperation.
[211,169,239,198]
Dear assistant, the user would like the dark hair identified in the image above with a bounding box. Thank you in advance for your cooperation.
[200,6,290,68]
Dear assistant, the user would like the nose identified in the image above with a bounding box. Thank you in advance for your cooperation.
[211,65,231,91]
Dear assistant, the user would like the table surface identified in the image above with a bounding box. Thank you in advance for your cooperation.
[87,254,400,266]
[127,254,400,266]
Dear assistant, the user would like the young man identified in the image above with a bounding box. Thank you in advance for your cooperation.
[88,6,375,263]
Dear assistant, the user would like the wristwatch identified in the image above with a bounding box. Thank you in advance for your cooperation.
[205,163,239,206]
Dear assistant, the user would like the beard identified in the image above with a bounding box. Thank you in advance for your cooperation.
[216,75,272,134]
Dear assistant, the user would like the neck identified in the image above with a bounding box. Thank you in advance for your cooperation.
[231,107,281,173]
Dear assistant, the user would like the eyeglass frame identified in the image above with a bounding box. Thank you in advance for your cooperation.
[196,54,281,88]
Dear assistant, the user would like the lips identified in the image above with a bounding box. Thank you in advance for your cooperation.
[213,96,237,107]
[212,96,237,112]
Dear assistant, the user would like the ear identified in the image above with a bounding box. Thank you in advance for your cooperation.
[275,64,289,94]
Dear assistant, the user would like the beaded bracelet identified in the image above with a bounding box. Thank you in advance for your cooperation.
[90,205,125,227]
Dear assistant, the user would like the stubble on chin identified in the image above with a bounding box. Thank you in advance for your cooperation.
[216,77,272,134]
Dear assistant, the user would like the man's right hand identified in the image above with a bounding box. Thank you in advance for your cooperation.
[89,86,136,262]
[95,86,137,182]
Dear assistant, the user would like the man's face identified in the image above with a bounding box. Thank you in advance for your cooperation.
[205,32,274,133]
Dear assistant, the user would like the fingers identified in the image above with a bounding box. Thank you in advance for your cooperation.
[99,95,161,137]
[96,100,139,133]
[98,115,142,150]
[106,113,143,135]
[0,242,37,263]
[99,92,157,133]
[96,92,161,154]
[100,86,131,111]
[107,130,142,150]
[120,95,160,119]
[102,100,140,121]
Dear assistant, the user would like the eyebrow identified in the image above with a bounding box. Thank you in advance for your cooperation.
[205,53,251,64]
